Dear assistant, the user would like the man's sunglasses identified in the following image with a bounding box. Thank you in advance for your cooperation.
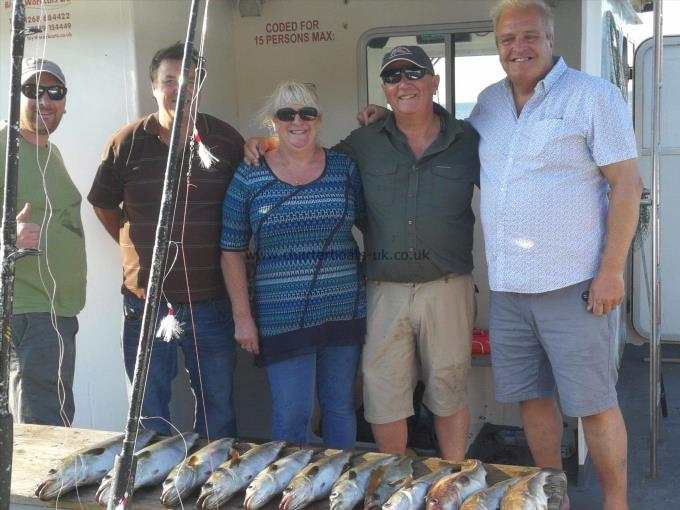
[274,107,319,122]
[21,84,67,101]
[381,66,433,85]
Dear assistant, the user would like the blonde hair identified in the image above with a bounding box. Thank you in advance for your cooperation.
[491,0,554,39]
[257,81,321,133]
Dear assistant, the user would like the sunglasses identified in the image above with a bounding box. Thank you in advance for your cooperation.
[381,66,433,85]
[21,84,68,101]
[274,107,319,122]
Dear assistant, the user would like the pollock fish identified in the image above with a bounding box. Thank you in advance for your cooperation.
[382,464,459,510]
[244,448,315,510]
[279,450,353,510]
[500,469,567,510]
[425,460,488,510]
[34,429,156,501]
[196,440,286,510]
[95,432,199,506]
[364,456,414,510]
[329,455,399,510]
[160,437,235,507]
[459,477,518,510]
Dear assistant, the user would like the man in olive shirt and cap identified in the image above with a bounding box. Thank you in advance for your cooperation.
[246,46,479,459]
[0,58,86,425]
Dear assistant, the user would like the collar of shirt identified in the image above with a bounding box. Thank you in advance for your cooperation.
[142,112,209,141]
[142,112,162,136]
[502,56,568,103]
[380,103,464,159]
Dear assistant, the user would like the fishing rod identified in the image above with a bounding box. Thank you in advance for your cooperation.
[0,1,29,509]
[106,0,202,508]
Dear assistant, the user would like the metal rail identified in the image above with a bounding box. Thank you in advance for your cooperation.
[106,0,202,508]
[649,0,663,480]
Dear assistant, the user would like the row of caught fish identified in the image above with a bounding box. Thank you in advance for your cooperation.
[35,431,566,510]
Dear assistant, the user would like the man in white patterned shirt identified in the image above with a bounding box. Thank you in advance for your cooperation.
[468,1,642,508]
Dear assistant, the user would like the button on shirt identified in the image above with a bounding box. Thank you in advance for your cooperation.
[468,57,637,293]
[334,104,480,283]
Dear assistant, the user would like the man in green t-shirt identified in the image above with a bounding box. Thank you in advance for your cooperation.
[0,58,86,426]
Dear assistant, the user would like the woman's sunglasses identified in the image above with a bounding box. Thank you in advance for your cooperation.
[274,107,319,122]
[21,84,68,101]
[381,66,433,85]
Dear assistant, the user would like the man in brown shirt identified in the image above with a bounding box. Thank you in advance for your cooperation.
[88,43,244,438]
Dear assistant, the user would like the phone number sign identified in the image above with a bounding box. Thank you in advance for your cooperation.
[3,0,73,40]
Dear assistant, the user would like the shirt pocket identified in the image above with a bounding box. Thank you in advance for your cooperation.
[422,164,475,216]
[361,164,398,207]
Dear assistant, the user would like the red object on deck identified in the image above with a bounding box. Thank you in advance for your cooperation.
[472,328,490,354]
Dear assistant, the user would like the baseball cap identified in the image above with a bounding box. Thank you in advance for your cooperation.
[21,58,66,86]
[379,45,434,75]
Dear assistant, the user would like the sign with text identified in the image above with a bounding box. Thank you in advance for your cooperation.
[253,19,335,46]
[3,0,72,40]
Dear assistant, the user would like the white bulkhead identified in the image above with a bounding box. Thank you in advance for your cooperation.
[0,0,648,444]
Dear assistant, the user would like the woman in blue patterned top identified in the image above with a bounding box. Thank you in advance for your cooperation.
[220,82,366,448]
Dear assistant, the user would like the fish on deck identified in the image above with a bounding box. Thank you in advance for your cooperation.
[95,432,199,506]
[196,440,286,510]
[10,425,561,510]
[34,429,156,501]
[160,436,235,507]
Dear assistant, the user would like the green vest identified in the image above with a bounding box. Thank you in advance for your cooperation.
[0,125,86,316]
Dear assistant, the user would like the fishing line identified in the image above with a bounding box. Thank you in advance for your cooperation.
[102,0,163,469]
[132,6,208,437]
[122,15,210,454]
[26,0,73,430]
[151,0,217,449]
[181,0,226,448]
[20,3,78,507]
[178,58,214,448]
[154,10,208,337]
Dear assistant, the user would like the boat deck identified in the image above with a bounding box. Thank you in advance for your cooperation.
[9,343,677,509]
[569,343,680,509]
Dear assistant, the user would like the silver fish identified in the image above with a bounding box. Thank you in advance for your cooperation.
[500,469,567,510]
[459,477,518,510]
[425,460,488,510]
[329,455,399,510]
[382,465,458,510]
[34,429,156,501]
[244,448,315,510]
[160,437,235,507]
[196,440,286,510]
[280,450,353,510]
[95,432,199,506]
[364,456,414,510]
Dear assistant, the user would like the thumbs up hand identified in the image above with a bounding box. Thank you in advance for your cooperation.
[16,203,40,249]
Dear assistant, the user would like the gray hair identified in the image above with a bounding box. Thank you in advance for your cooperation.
[258,81,321,133]
[491,0,555,39]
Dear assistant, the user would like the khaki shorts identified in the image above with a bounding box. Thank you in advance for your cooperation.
[362,273,475,424]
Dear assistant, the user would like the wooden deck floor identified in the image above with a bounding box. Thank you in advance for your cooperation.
[11,424,544,510]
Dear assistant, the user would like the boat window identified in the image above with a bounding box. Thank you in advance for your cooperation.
[359,26,505,119]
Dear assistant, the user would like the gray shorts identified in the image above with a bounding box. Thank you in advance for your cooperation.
[489,279,619,417]
[9,313,78,425]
